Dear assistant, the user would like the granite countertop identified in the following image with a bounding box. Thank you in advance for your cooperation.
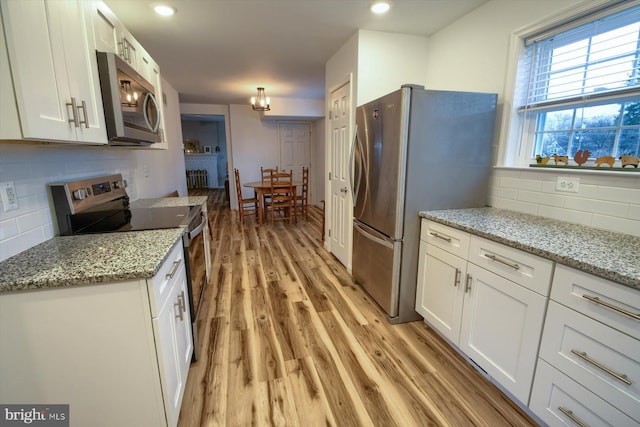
[419,208,640,289]
[0,228,185,293]
[130,196,208,209]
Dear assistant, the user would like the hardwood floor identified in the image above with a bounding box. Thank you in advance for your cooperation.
[180,189,537,427]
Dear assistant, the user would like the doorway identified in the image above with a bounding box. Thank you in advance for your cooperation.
[181,115,228,194]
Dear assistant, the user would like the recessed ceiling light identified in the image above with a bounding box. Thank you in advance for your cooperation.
[154,5,176,16]
[370,1,390,15]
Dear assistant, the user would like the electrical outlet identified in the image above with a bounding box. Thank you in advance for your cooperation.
[555,176,580,193]
[0,181,19,211]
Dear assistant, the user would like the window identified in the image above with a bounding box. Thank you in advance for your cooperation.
[514,3,640,165]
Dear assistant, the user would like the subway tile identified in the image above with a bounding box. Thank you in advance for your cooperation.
[0,218,18,240]
[517,190,565,207]
[489,186,518,200]
[17,209,50,233]
[628,204,640,220]
[538,205,593,226]
[500,177,542,192]
[595,186,640,204]
[564,197,629,218]
[495,198,539,215]
[0,227,45,262]
[591,214,640,237]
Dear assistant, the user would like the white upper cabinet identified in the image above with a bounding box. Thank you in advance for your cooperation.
[1,0,107,144]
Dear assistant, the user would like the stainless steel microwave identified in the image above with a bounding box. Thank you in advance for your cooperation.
[96,51,161,146]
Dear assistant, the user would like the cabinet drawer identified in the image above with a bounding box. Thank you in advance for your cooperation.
[551,265,640,341]
[420,219,470,259]
[540,301,640,421]
[148,240,185,317]
[468,235,553,296]
[530,359,639,427]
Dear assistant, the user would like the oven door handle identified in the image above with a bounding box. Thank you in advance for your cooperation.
[188,212,206,240]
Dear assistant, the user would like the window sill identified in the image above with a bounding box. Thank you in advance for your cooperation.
[494,165,640,178]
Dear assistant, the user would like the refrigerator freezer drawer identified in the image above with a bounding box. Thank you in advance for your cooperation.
[352,221,401,317]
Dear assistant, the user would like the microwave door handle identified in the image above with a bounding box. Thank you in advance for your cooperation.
[143,93,160,133]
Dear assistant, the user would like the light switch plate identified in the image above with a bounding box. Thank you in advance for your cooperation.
[556,176,580,193]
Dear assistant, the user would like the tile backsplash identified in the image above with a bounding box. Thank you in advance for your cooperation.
[489,168,640,237]
[0,143,137,261]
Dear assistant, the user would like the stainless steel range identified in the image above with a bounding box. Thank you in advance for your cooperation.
[49,174,208,361]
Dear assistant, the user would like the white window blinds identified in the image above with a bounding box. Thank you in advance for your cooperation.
[520,4,640,112]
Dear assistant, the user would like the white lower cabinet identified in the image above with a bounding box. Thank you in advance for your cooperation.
[416,219,551,404]
[0,240,192,427]
[530,360,638,427]
[530,265,640,426]
[460,263,547,403]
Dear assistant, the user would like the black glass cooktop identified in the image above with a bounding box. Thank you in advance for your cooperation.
[69,203,193,235]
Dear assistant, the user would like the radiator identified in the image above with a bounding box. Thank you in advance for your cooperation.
[186,169,209,188]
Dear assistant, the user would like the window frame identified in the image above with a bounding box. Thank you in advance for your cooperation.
[498,0,640,170]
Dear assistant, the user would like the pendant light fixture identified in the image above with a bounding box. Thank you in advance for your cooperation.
[251,87,271,111]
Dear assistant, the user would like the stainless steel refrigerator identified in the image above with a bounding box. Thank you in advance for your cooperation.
[351,85,497,323]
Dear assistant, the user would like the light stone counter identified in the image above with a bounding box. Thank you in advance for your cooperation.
[0,228,185,293]
[420,208,639,289]
[130,196,208,209]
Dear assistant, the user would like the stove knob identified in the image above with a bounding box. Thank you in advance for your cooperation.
[72,188,88,200]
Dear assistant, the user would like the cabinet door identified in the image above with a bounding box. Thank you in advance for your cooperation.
[1,0,106,144]
[415,243,466,344]
[65,0,107,143]
[1,0,74,141]
[153,260,192,427]
[89,1,119,54]
[460,263,547,404]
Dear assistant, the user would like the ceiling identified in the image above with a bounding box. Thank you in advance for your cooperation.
[106,0,486,105]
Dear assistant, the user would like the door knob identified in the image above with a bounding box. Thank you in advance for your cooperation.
[340,186,348,193]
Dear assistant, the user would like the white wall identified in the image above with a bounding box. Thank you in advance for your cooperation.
[424,0,640,236]
[0,79,187,261]
[357,30,429,105]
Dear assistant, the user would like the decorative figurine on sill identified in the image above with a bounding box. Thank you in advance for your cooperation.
[535,154,550,165]
[573,149,590,166]
[552,153,569,165]
[620,154,639,168]
[595,155,615,167]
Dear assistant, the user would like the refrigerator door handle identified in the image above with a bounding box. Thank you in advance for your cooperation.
[350,124,363,205]
[353,221,394,249]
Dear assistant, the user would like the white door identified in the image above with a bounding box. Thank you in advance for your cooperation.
[279,122,311,181]
[328,81,351,268]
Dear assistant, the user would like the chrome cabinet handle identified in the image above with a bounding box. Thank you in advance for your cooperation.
[485,253,520,270]
[558,406,590,427]
[429,232,452,243]
[77,100,89,128]
[465,274,472,293]
[453,268,460,287]
[166,259,181,279]
[175,291,186,321]
[66,97,79,127]
[571,349,633,385]
[582,294,640,321]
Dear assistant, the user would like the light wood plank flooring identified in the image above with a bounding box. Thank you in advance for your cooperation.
[180,189,537,427]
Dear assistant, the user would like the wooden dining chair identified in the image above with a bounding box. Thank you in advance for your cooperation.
[233,168,260,224]
[260,166,278,208]
[294,166,309,221]
[265,170,294,225]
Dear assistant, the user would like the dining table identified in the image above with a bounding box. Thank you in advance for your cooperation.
[243,180,302,225]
